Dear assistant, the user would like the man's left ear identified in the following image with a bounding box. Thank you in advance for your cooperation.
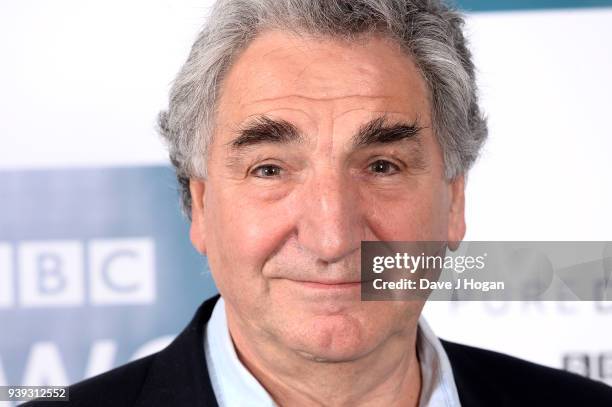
[447,175,466,251]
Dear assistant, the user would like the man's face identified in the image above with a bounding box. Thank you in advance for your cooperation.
[190,31,466,361]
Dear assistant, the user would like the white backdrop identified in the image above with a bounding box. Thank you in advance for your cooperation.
[1,0,611,391]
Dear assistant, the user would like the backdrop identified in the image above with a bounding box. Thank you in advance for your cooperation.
[1,1,611,404]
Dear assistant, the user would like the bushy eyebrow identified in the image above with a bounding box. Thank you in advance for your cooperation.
[228,116,302,149]
[227,114,425,158]
[352,115,423,147]
[224,114,428,173]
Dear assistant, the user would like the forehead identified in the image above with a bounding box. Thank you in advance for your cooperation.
[215,30,431,129]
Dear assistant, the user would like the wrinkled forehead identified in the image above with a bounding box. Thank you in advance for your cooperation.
[214,29,432,133]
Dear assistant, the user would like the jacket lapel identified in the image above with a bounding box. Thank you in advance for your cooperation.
[135,295,221,407]
[441,339,501,406]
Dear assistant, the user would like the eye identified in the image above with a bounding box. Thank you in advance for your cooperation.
[369,159,400,175]
[251,164,283,178]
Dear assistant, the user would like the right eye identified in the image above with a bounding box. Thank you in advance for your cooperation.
[251,164,283,178]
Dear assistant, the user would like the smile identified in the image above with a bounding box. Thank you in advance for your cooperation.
[291,280,363,290]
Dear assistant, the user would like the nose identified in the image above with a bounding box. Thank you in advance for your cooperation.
[296,169,363,264]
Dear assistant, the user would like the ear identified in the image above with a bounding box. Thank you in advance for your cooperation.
[447,175,466,251]
[189,178,207,254]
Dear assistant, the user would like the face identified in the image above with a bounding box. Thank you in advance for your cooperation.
[190,30,466,361]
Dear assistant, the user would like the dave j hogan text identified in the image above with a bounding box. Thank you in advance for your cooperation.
[372,278,505,292]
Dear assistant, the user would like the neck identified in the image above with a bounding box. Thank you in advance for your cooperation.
[225,304,422,407]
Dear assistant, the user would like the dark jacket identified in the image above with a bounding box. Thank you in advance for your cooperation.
[25,295,612,406]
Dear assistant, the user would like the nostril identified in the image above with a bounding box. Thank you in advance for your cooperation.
[315,243,360,265]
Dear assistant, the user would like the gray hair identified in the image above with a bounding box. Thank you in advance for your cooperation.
[158,0,488,218]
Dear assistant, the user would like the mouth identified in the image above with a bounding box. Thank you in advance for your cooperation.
[291,280,364,290]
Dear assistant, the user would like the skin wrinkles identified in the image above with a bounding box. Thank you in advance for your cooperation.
[245,94,397,104]
[189,29,466,406]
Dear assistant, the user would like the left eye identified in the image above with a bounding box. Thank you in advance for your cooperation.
[252,164,283,178]
[369,160,400,175]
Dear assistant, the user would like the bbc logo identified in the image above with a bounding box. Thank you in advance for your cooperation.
[0,238,155,308]
[564,352,612,383]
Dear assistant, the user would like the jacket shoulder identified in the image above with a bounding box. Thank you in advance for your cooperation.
[442,339,612,406]
[23,295,221,407]
[23,354,156,407]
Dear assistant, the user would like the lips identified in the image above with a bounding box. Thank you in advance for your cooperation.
[291,280,363,289]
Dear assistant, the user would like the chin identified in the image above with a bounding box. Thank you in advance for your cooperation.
[282,313,382,363]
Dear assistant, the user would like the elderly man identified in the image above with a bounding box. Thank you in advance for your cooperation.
[27,0,612,406]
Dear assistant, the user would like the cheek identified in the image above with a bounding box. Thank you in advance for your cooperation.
[365,182,449,241]
[205,185,298,277]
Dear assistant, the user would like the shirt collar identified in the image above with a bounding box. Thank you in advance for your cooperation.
[204,297,460,407]
[416,316,462,407]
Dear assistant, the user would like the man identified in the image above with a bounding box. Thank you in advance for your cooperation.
[27,0,612,406]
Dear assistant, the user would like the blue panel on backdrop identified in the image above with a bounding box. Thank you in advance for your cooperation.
[0,166,217,387]
[456,0,612,12]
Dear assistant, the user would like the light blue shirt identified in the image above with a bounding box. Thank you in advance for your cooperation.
[204,297,461,406]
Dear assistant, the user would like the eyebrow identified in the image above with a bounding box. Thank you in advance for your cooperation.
[227,114,424,151]
[228,116,302,148]
[352,115,424,147]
